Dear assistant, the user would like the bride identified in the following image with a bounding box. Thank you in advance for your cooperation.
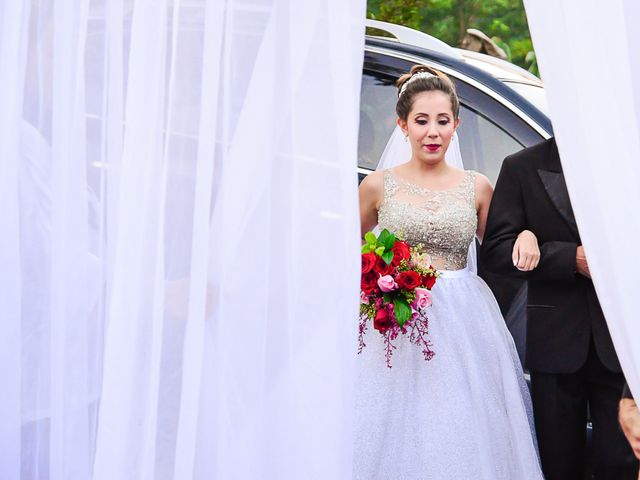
[354,65,544,479]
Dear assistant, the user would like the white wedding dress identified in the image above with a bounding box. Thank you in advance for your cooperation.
[354,169,544,479]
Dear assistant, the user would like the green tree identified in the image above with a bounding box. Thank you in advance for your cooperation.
[367,0,537,73]
[367,0,424,31]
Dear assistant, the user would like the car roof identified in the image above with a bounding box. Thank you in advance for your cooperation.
[364,36,552,135]
[455,48,543,86]
[365,19,464,61]
[365,20,541,86]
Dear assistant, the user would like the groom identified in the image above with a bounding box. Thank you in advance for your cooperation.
[481,137,638,479]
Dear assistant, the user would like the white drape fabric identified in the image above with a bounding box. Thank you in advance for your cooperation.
[0,1,365,478]
[523,0,640,399]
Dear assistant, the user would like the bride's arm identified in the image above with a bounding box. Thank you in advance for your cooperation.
[359,170,383,238]
[474,173,494,244]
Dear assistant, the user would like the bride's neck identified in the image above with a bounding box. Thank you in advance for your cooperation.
[407,157,449,176]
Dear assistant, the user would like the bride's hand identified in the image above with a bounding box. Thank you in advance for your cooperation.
[512,230,540,271]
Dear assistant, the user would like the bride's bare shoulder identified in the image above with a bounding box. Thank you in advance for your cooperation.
[472,171,493,208]
[472,171,493,192]
[359,170,386,211]
[359,170,385,193]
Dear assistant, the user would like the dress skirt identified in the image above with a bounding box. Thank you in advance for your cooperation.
[354,268,544,480]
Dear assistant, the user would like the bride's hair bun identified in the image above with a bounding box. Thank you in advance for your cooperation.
[396,65,460,121]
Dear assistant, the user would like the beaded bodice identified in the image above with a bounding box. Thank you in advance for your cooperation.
[378,170,478,270]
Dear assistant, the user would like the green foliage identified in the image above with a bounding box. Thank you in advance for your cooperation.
[367,0,424,31]
[367,0,537,73]
[492,37,512,62]
[525,49,539,76]
[393,297,412,327]
[361,228,397,265]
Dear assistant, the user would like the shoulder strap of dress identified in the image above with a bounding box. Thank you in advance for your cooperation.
[382,169,398,199]
[465,170,477,204]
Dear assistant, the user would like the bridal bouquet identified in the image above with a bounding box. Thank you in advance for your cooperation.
[358,229,439,368]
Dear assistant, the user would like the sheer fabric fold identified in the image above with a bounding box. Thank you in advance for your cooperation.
[0,1,365,478]
[524,0,640,398]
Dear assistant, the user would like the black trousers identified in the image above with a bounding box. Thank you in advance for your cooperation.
[530,339,638,480]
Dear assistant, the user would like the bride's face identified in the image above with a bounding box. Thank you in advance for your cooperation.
[398,90,459,165]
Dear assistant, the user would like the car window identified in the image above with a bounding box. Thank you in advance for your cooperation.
[358,72,398,171]
[359,69,526,184]
[457,105,523,184]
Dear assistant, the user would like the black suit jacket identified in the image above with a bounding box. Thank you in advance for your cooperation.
[481,138,621,374]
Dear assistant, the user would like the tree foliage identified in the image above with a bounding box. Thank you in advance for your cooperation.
[367,0,537,74]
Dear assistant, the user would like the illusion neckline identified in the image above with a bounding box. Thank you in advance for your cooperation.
[386,168,471,194]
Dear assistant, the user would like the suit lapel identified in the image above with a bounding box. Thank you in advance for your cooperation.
[535,139,580,238]
[537,169,579,238]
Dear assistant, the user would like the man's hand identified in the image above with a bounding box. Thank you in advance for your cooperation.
[619,398,640,460]
[512,230,540,271]
[576,245,591,278]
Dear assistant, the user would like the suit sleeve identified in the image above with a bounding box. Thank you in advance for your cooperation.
[480,155,577,282]
[622,382,633,399]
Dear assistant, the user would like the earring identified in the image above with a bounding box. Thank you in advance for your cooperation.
[404,135,408,143]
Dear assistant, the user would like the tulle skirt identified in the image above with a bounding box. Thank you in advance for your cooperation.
[354,268,544,480]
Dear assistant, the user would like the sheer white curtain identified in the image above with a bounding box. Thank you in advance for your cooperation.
[524,0,640,399]
[0,1,365,478]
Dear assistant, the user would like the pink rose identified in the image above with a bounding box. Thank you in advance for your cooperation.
[360,291,370,304]
[377,275,398,292]
[413,287,432,309]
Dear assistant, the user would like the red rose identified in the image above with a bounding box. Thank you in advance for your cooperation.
[361,252,377,274]
[422,274,436,290]
[361,271,379,294]
[374,256,395,276]
[396,270,422,290]
[373,307,394,332]
[391,241,411,266]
